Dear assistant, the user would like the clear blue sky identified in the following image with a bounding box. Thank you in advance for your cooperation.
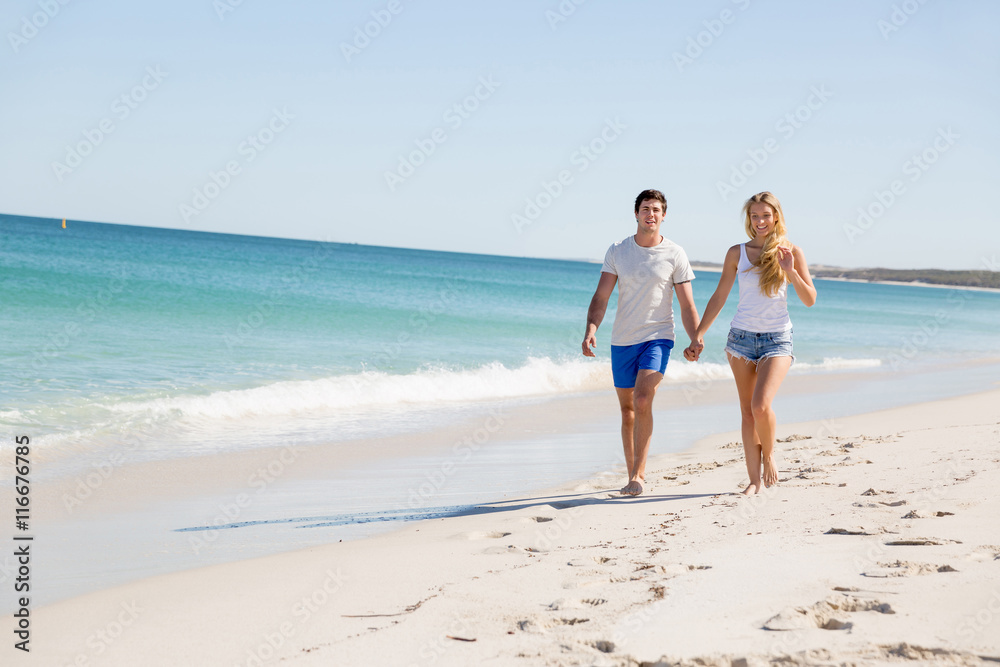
[2,0,997,269]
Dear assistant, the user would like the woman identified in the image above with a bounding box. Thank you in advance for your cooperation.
[685,192,816,495]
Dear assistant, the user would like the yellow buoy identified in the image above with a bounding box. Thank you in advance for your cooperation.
[62,218,66,229]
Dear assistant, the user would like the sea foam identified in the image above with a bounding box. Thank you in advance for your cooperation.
[103,355,882,424]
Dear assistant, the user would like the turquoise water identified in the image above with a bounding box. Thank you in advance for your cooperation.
[4,213,1000,609]
[2,214,999,466]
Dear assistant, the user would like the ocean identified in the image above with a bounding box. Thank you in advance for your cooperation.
[3,214,1000,605]
[3,214,999,473]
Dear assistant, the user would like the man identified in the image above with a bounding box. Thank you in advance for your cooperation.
[582,189,700,496]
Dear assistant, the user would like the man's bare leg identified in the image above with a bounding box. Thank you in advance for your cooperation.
[728,353,763,495]
[751,355,792,487]
[614,370,663,496]
[615,386,637,494]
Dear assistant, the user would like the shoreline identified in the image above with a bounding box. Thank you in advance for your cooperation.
[4,360,1000,612]
[690,264,1000,293]
[7,386,1000,665]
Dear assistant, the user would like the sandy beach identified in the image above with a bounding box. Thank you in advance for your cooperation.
[7,386,999,666]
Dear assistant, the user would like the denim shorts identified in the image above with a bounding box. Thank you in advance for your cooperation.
[610,339,673,388]
[725,327,794,365]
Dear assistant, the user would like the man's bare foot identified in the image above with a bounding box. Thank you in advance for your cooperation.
[620,479,644,496]
[741,481,761,496]
[762,457,778,487]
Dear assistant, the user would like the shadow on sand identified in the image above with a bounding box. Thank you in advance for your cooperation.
[173,489,724,533]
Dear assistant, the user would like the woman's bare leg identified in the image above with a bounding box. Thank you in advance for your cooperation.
[751,355,792,487]
[727,353,762,495]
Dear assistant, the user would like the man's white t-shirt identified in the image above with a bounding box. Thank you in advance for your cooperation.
[601,235,695,346]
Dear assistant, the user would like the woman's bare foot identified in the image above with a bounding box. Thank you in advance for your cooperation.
[762,456,779,487]
[741,481,761,496]
[620,479,644,496]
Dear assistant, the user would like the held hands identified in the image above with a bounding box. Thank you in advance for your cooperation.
[683,338,704,362]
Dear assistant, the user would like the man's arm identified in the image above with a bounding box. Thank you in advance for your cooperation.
[582,272,617,357]
[675,281,700,347]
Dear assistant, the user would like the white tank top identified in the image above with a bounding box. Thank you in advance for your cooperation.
[730,244,792,333]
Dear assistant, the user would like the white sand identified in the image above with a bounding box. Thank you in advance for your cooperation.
[6,389,1000,666]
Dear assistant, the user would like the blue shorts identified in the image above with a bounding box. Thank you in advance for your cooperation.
[610,339,674,388]
[725,327,794,365]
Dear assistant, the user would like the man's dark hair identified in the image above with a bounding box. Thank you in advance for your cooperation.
[634,189,667,214]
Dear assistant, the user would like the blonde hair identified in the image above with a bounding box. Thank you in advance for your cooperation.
[742,191,789,298]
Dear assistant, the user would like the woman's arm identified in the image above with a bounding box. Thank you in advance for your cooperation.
[695,245,741,339]
[779,245,817,307]
[685,245,740,360]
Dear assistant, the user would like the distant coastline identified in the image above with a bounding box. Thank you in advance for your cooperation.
[691,262,1000,291]
[5,212,997,290]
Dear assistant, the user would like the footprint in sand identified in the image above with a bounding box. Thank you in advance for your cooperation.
[763,595,894,631]
[862,560,958,577]
[794,466,827,479]
[777,434,812,443]
[567,556,616,567]
[861,488,896,496]
[458,530,511,540]
[825,527,876,536]
[884,537,962,546]
[530,516,554,523]
[517,617,590,634]
[590,640,615,654]
[968,545,1000,562]
[560,579,605,589]
[481,545,525,555]
[658,563,712,577]
[884,644,989,663]
[902,509,954,519]
[547,597,608,610]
